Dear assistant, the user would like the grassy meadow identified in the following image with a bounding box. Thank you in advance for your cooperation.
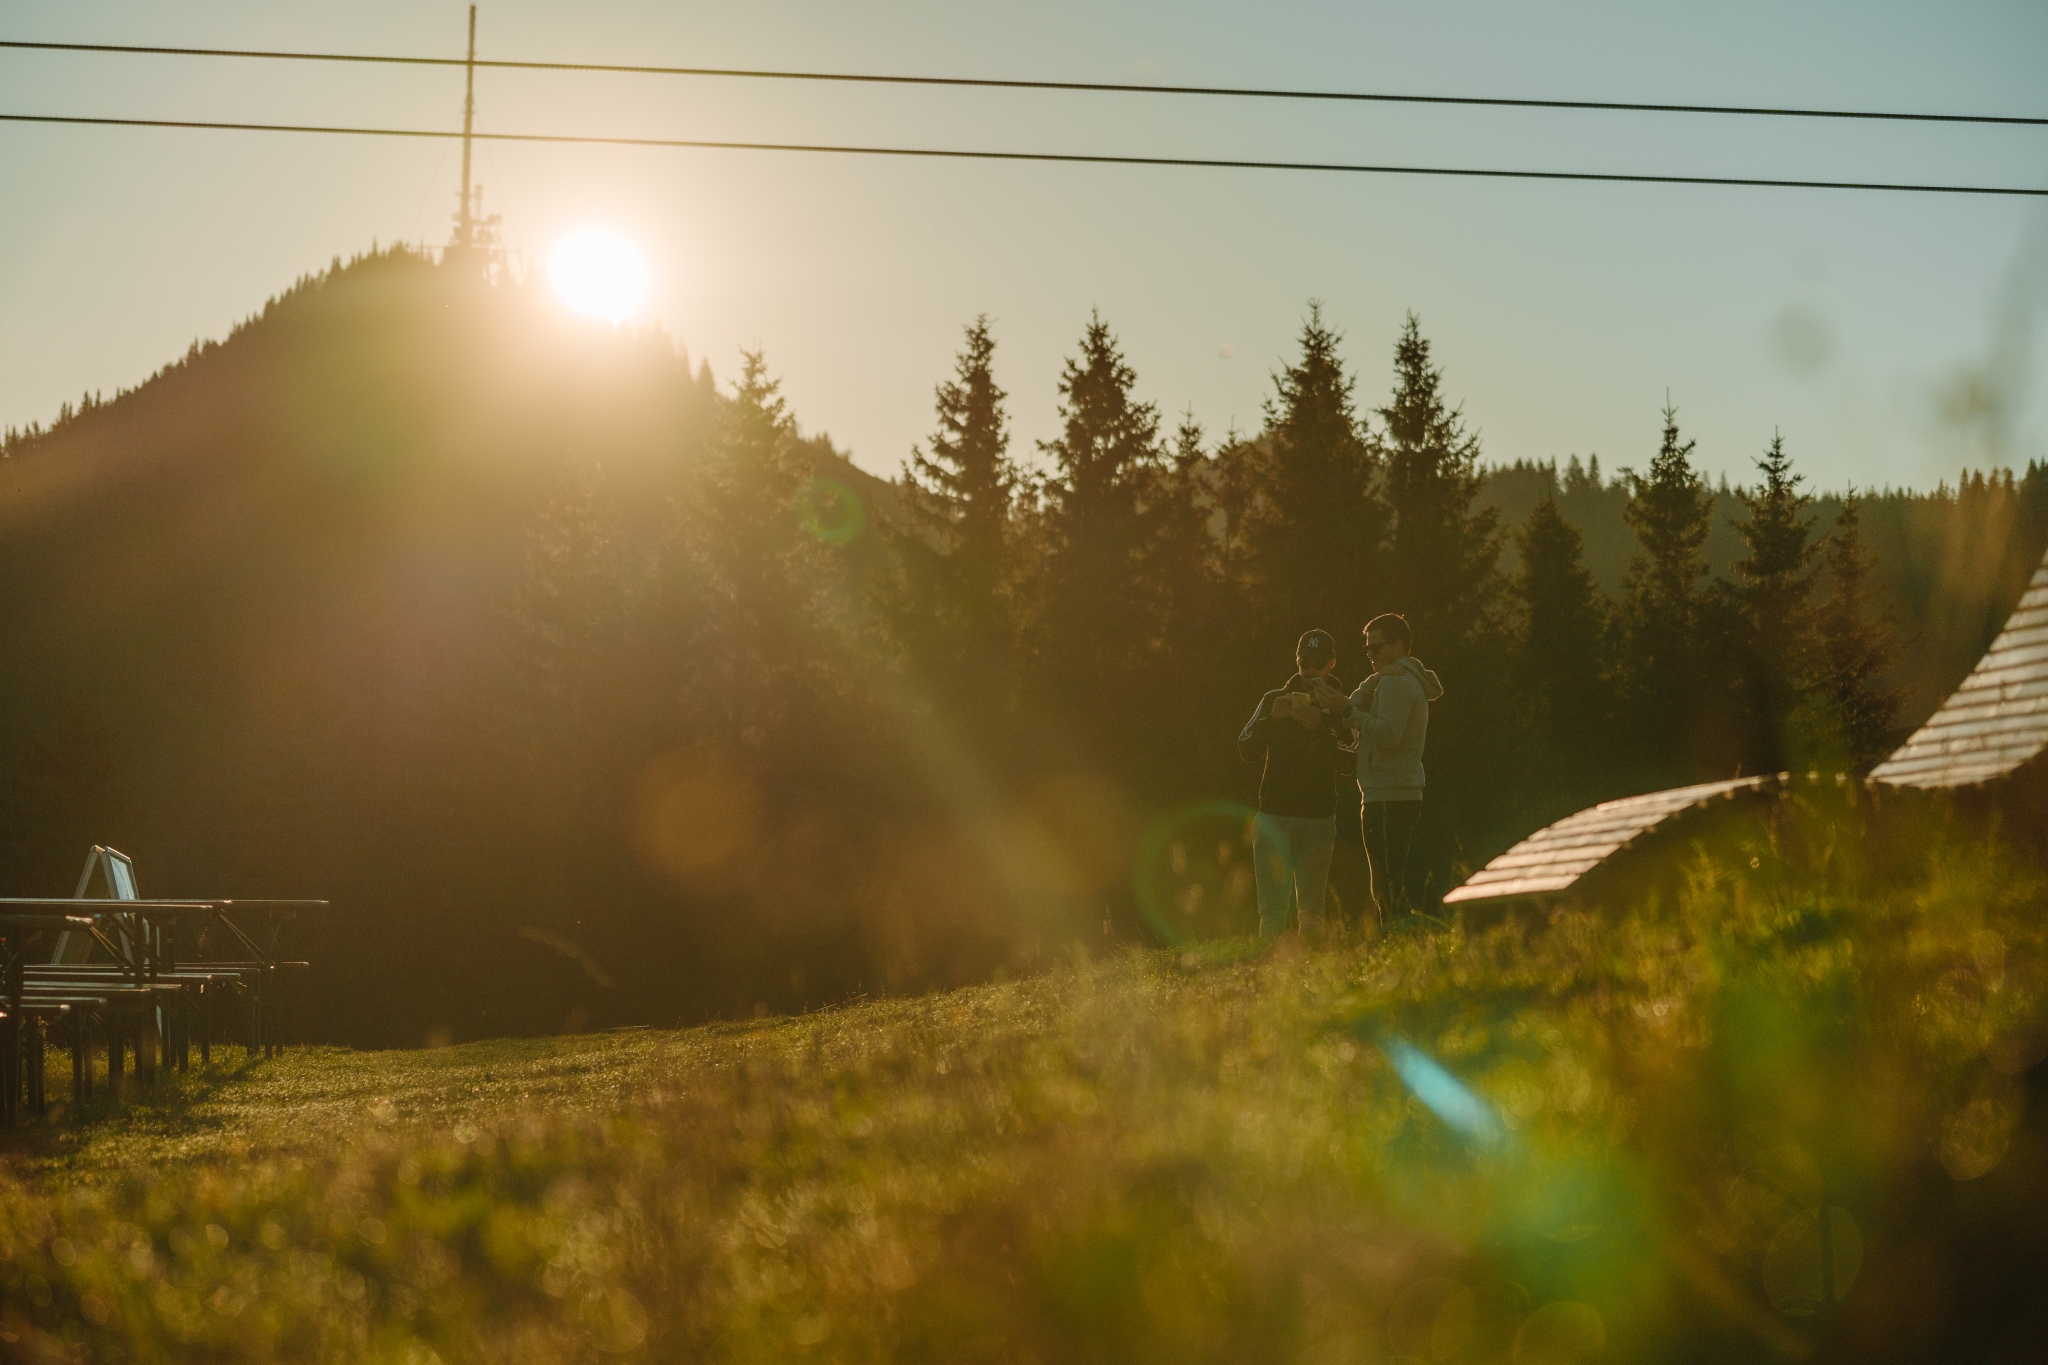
[3,788,2045,1363]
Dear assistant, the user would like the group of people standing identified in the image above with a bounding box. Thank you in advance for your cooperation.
[1237,615,1444,938]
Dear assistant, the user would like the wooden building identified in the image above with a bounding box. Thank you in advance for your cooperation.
[1442,545,2048,913]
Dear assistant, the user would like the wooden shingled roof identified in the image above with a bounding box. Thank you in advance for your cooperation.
[1869,550,2048,790]
[1441,774,1784,906]
[1442,545,2048,909]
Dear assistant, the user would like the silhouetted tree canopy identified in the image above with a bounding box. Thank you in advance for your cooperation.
[1033,314,1167,759]
[1722,433,1824,773]
[1239,303,1384,672]
[1796,499,1904,771]
[1511,497,1616,821]
[1616,405,1719,782]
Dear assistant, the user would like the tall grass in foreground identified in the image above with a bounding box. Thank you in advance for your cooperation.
[2,789,2044,1363]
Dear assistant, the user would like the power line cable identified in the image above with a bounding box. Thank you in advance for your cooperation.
[2,38,2044,129]
[3,112,2042,196]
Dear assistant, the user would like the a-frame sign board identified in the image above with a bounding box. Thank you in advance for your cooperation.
[51,845,141,964]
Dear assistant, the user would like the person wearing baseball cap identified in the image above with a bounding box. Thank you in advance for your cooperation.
[1236,629,1357,939]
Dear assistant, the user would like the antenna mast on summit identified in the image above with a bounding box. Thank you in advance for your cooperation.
[454,4,477,253]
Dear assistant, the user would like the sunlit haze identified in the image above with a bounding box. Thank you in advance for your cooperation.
[5,8,2048,1356]
[548,230,649,322]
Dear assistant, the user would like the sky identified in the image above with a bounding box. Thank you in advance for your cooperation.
[2,0,2046,491]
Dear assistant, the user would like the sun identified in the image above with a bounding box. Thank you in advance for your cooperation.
[548,231,649,323]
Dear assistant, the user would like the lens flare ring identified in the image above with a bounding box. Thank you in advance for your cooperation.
[795,477,866,544]
[1133,798,1260,946]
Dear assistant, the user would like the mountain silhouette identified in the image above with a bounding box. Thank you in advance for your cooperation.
[0,246,897,1043]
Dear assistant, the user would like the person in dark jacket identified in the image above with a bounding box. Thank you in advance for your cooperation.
[1238,629,1356,938]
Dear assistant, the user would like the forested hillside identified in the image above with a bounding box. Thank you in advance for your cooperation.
[1,248,2043,1046]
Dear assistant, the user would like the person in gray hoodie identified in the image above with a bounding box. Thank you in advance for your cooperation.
[1312,612,1443,926]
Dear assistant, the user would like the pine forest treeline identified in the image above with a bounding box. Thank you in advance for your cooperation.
[888,307,1931,890]
[2,249,2045,1044]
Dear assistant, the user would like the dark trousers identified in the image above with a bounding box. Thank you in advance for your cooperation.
[1361,800,1422,924]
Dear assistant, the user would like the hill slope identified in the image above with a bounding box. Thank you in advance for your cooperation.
[0,249,911,1046]
[4,792,2044,1363]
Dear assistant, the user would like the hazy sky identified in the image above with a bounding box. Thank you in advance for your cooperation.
[3,1,2045,490]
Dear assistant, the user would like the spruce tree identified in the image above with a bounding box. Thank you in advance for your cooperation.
[1208,423,1256,568]
[1377,314,1504,657]
[1513,496,1616,810]
[1143,410,1225,649]
[1241,304,1385,673]
[697,349,811,584]
[1616,404,1715,784]
[898,317,1020,697]
[1128,412,1235,786]
[1034,314,1164,741]
[1724,433,1822,774]
[1371,315,1507,908]
[683,349,825,740]
[1795,499,1902,771]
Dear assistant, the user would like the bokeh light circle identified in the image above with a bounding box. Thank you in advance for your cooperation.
[548,231,649,322]
[1133,799,1260,946]
[796,477,866,544]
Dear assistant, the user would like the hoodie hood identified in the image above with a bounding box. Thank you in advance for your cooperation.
[1396,655,1446,702]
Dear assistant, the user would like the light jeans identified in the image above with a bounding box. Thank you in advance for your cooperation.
[1253,813,1336,938]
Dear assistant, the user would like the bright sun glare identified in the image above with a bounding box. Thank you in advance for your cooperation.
[548,231,649,323]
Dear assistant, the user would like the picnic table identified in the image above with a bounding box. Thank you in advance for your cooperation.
[0,848,329,1128]
[0,911,96,1126]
